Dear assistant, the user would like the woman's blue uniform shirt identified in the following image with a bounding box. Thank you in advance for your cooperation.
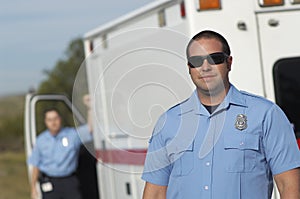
[142,85,300,199]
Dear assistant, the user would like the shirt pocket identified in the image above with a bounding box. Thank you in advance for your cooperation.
[168,141,194,177]
[224,133,260,173]
[56,136,77,159]
[39,142,53,158]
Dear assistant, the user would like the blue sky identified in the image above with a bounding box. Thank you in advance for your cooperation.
[0,0,152,96]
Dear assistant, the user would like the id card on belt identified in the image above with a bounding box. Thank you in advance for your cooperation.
[41,182,53,192]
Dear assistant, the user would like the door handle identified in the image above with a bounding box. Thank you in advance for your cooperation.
[268,19,279,27]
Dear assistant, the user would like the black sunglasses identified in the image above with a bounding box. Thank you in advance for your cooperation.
[188,52,229,68]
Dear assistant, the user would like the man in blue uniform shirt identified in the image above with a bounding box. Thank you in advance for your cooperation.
[142,30,300,199]
[28,106,92,199]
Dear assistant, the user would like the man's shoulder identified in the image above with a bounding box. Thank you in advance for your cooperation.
[35,131,50,144]
[165,94,197,116]
[60,127,78,137]
[239,90,275,108]
[153,97,192,132]
[61,126,75,132]
[167,98,189,113]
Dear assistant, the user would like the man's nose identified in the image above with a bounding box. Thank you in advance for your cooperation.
[200,59,212,71]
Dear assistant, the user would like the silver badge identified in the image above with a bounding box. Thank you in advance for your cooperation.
[235,114,247,131]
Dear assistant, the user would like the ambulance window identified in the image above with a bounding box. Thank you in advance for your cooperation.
[273,57,300,136]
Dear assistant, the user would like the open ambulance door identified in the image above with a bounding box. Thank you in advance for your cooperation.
[257,8,300,199]
[24,93,99,199]
[257,9,300,146]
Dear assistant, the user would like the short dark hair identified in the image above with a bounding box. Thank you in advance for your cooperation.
[186,30,231,59]
[43,107,61,119]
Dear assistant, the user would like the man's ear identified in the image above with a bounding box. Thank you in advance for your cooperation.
[227,64,231,71]
[227,56,233,71]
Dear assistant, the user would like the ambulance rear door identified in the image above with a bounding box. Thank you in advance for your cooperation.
[256,6,300,131]
[24,94,99,199]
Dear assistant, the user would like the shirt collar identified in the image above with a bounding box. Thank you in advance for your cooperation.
[179,84,247,116]
[220,84,247,108]
[45,127,65,138]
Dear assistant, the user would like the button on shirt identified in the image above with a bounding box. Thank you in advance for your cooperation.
[28,125,92,177]
[142,85,300,199]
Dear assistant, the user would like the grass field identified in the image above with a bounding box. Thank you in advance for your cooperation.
[0,151,30,199]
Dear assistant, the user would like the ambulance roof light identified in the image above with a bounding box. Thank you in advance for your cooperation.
[259,0,284,7]
[180,1,186,18]
[198,0,221,11]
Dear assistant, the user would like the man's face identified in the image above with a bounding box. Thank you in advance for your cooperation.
[44,110,62,135]
[188,38,232,96]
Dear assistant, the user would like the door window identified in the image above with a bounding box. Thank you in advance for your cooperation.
[273,57,300,136]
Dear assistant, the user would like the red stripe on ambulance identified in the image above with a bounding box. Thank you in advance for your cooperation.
[95,149,147,165]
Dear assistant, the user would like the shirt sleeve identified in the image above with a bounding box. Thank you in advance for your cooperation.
[27,140,41,167]
[263,104,300,175]
[76,124,93,144]
[142,114,171,186]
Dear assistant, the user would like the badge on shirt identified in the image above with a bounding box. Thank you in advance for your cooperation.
[235,114,247,131]
[62,137,69,147]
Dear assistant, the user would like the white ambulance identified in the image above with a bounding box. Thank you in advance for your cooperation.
[25,0,300,198]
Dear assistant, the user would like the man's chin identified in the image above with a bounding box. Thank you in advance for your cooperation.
[197,86,226,97]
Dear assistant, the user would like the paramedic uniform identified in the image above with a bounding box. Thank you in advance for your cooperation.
[142,85,300,199]
[28,125,92,199]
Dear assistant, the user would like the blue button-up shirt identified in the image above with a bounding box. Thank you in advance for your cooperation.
[142,85,300,199]
[28,125,92,177]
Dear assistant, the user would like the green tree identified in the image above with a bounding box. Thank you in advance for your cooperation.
[0,38,89,151]
[37,38,87,98]
[36,38,89,133]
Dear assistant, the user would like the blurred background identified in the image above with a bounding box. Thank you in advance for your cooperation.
[0,0,152,198]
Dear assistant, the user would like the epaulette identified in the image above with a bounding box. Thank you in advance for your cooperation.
[240,90,265,99]
[239,90,274,105]
[167,97,190,112]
